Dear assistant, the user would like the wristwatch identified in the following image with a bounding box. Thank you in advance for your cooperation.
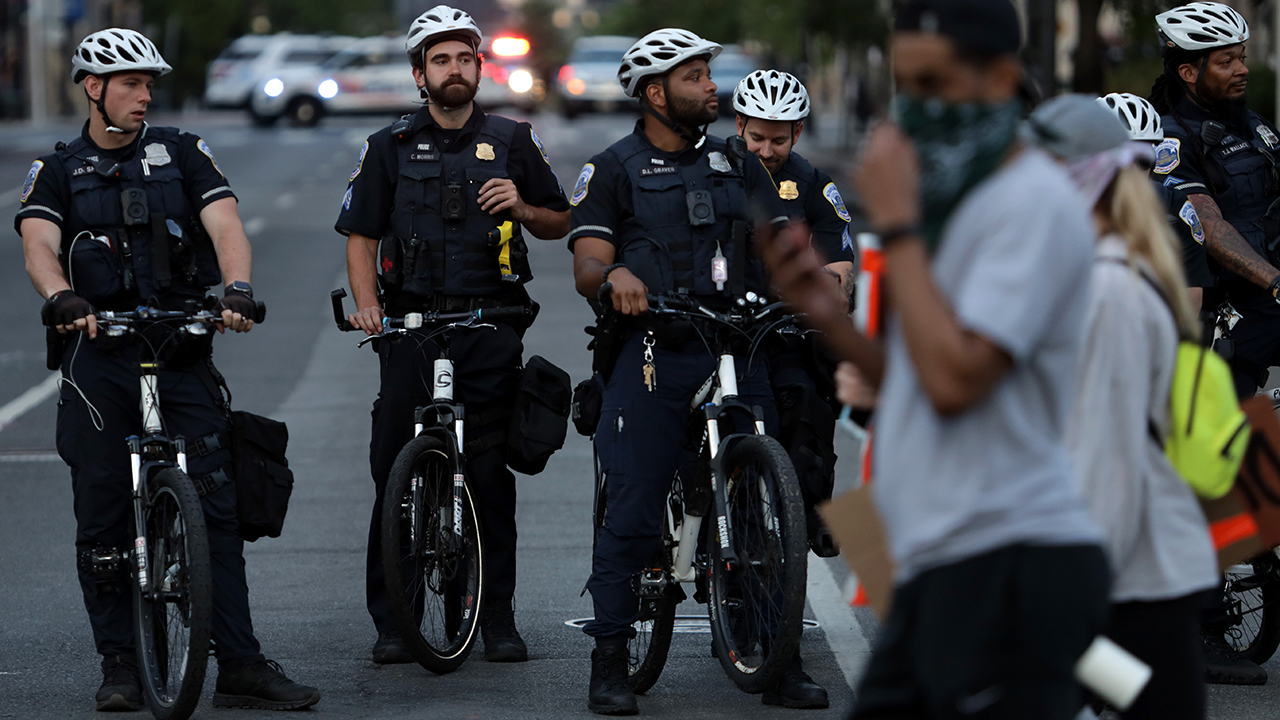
[225,281,253,298]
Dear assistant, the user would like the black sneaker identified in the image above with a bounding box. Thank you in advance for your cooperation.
[372,634,414,665]
[1204,633,1268,685]
[762,656,830,709]
[96,655,143,712]
[482,599,529,662]
[588,645,638,715]
[213,657,321,710]
[806,510,839,558]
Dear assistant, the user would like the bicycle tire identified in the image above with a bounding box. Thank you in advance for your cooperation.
[133,468,212,720]
[383,433,484,674]
[707,435,807,694]
[1224,555,1280,663]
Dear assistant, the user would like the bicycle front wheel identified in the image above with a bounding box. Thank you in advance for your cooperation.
[1224,555,1280,663]
[134,468,212,720]
[383,434,484,674]
[707,435,807,694]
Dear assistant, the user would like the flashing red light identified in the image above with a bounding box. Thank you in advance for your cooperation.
[491,36,530,57]
[558,66,575,83]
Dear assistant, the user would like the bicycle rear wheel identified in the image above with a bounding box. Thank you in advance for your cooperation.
[1224,555,1280,663]
[707,435,807,694]
[383,434,484,674]
[134,467,212,720]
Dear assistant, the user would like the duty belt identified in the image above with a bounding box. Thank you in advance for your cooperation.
[389,293,519,315]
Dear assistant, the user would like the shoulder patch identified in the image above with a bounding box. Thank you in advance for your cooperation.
[1178,199,1205,245]
[20,160,43,203]
[570,163,595,207]
[1162,175,1184,187]
[351,141,368,182]
[841,224,854,252]
[196,138,225,178]
[1153,138,1180,175]
[342,185,353,212]
[530,129,551,166]
[823,183,851,222]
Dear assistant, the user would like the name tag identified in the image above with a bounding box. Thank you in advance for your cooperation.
[1221,141,1251,158]
[72,165,94,177]
[639,166,677,177]
[409,151,440,162]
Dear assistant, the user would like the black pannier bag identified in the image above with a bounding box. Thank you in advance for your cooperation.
[507,355,572,475]
[571,374,604,437]
[231,411,294,541]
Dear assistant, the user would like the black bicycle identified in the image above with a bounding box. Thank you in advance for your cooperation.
[332,289,530,673]
[590,291,808,695]
[69,302,261,720]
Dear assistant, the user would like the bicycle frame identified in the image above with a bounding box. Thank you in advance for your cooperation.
[128,361,189,595]
[411,354,468,556]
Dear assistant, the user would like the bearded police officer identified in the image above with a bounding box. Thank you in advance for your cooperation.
[336,5,569,666]
[16,29,319,711]
[1147,1,1280,685]
[570,29,831,714]
[733,69,861,558]
[1148,2,1280,401]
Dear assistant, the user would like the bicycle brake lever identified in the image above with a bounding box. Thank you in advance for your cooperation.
[356,328,404,348]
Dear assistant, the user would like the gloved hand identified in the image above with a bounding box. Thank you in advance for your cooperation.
[40,289,96,328]
[219,289,255,318]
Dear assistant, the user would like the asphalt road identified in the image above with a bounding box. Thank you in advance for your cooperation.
[0,107,1276,720]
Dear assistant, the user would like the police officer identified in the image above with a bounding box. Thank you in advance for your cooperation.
[570,29,831,714]
[16,29,319,711]
[733,69,860,558]
[335,5,569,666]
[1099,92,1214,313]
[1147,1,1279,685]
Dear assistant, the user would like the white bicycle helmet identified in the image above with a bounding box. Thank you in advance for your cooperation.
[1156,2,1249,52]
[618,29,722,99]
[406,5,483,60]
[1098,93,1163,142]
[733,70,810,121]
[71,29,171,83]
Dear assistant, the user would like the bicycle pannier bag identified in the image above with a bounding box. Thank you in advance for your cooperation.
[572,374,604,437]
[507,355,571,475]
[232,411,294,541]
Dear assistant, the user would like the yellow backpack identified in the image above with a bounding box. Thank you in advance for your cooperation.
[1160,341,1249,499]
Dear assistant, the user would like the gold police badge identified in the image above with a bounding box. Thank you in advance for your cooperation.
[779,180,799,200]
[476,143,496,161]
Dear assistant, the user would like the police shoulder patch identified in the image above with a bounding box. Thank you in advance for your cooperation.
[351,141,368,182]
[530,129,551,166]
[571,163,595,207]
[841,224,854,252]
[196,138,225,178]
[823,182,851,222]
[20,160,43,203]
[1153,138,1181,175]
[1178,199,1205,245]
[342,185,353,212]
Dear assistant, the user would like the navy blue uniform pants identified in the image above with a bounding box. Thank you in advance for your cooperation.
[585,332,777,640]
[56,337,260,665]
[366,323,523,637]
[1226,295,1280,399]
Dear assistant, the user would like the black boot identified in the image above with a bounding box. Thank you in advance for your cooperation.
[482,599,529,662]
[588,643,638,715]
[762,656,829,709]
[96,655,143,712]
[372,633,414,665]
[806,509,839,558]
[1203,632,1268,685]
[213,657,322,710]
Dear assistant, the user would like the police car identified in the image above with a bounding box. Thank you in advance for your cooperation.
[247,34,540,127]
[555,36,636,119]
[206,33,355,110]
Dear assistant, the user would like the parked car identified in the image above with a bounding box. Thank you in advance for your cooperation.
[205,33,354,109]
[711,46,760,116]
[555,35,636,119]
[248,34,541,127]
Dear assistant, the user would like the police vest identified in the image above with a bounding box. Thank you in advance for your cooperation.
[607,133,766,298]
[56,126,220,309]
[1162,110,1280,257]
[383,114,531,299]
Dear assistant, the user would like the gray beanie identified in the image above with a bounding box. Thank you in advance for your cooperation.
[1022,93,1131,161]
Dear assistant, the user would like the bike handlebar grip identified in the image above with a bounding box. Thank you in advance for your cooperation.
[330,289,348,330]
[253,300,267,324]
[597,282,613,306]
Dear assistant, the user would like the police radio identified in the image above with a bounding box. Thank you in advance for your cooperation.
[442,183,466,220]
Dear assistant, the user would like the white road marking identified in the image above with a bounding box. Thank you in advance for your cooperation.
[0,452,61,463]
[0,372,61,432]
[244,217,267,236]
[808,553,871,690]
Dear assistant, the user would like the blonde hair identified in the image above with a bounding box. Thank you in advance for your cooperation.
[1098,164,1201,340]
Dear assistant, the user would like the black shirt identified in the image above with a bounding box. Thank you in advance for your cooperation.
[15,122,235,234]
[774,151,860,267]
[335,103,568,240]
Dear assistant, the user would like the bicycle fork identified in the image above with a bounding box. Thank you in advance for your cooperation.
[129,364,166,593]
[410,358,467,555]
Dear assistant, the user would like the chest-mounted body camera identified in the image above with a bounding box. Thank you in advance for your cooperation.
[443,183,466,220]
[686,190,715,227]
[120,188,150,226]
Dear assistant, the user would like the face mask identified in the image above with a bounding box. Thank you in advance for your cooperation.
[894,96,1022,250]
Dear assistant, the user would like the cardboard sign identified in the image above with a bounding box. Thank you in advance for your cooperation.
[818,485,895,620]
[1208,395,1280,570]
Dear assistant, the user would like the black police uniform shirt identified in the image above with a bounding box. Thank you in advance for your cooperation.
[1154,95,1280,295]
[335,102,568,297]
[773,150,860,267]
[568,120,787,297]
[1153,175,1214,289]
[15,122,234,295]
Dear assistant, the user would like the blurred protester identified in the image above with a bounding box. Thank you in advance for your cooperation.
[761,0,1109,717]
[1031,94,1218,720]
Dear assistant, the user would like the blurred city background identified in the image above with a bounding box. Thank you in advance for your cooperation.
[1,0,1278,133]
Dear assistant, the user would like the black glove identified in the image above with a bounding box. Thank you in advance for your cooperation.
[40,289,95,327]
[219,289,256,320]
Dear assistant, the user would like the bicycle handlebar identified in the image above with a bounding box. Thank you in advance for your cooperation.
[330,288,528,332]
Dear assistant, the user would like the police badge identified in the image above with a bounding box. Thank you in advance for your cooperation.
[779,180,799,200]
[708,151,732,173]
[476,143,496,161]
[1259,124,1279,150]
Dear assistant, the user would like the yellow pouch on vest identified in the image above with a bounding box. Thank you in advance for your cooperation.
[1164,341,1250,500]
[491,221,516,278]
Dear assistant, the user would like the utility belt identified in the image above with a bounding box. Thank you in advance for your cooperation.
[384,285,540,337]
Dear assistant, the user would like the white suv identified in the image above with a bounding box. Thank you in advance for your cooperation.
[206,33,355,110]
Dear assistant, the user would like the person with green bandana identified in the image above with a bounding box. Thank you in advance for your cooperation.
[759,0,1109,717]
